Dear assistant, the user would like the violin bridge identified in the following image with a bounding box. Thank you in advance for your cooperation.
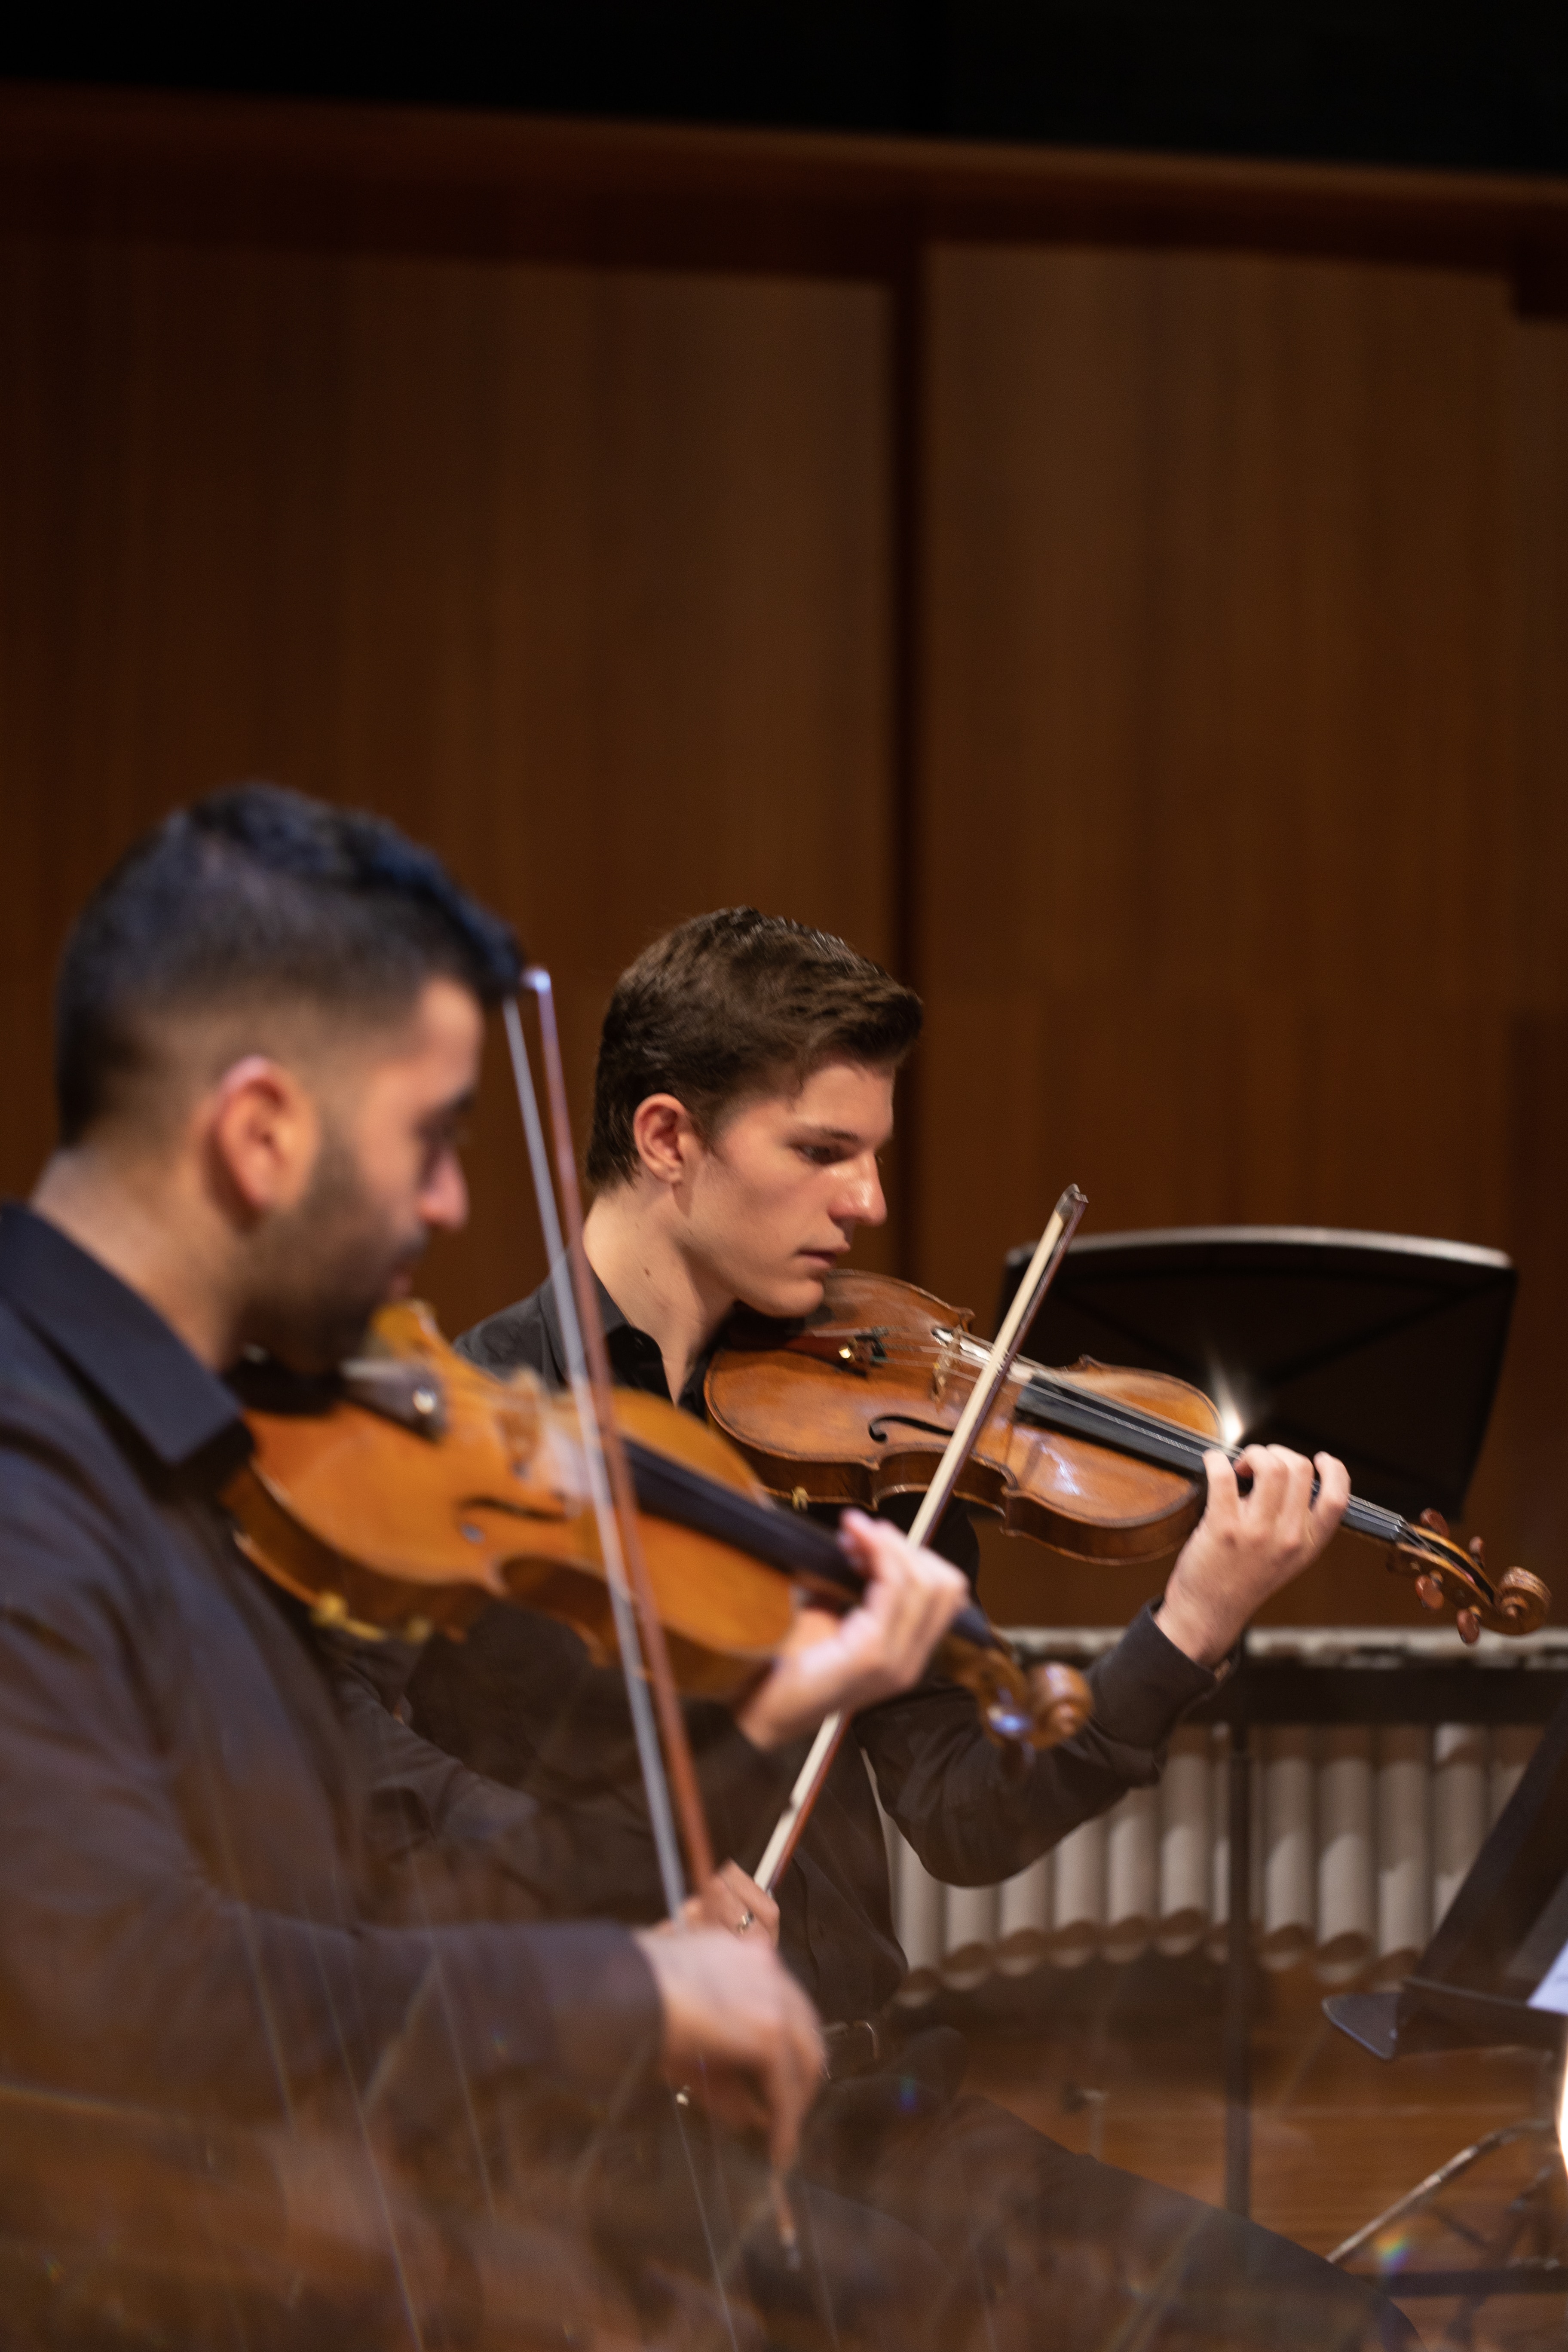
[929,1327,965,1405]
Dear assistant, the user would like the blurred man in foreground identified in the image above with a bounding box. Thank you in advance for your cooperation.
[0,788,971,2349]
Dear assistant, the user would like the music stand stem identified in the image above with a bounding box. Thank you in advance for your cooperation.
[1225,1709,1253,2218]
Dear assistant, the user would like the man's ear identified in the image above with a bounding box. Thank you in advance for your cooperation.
[631,1093,702,1188]
[203,1056,322,1220]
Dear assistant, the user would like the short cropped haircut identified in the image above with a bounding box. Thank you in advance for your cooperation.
[587,908,922,1189]
[56,782,521,1143]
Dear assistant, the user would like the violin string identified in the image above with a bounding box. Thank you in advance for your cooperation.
[803,1329,1423,1551]
[1011,1372,1413,1546]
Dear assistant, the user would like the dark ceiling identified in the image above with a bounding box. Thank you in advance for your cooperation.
[3,3,1565,177]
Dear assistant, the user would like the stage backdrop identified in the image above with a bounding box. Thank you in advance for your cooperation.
[3,87,1566,1627]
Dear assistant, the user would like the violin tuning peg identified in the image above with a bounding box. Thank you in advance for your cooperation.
[1418,1507,1450,1537]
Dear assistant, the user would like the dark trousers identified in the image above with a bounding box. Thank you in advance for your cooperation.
[800,2037,1421,2352]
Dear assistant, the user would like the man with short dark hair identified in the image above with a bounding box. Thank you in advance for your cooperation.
[410,907,1415,2351]
[0,802,972,2347]
[584,907,924,1198]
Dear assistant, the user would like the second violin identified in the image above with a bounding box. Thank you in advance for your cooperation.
[705,1271,1550,1638]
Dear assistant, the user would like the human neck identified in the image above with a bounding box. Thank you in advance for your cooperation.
[582,1184,735,1406]
[31,1145,241,1371]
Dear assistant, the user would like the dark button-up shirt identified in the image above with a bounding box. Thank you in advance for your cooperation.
[0,1206,659,2135]
[411,1273,1219,2024]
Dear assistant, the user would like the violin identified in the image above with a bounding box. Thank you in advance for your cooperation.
[704,1271,1551,1638]
[226,1299,1093,1754]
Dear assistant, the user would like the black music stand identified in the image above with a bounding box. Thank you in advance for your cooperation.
[996,1224,1515,1522]
[997,1223,1519,2220]
[1321,1689,1568,2313]
[1330,1684,1568,2067]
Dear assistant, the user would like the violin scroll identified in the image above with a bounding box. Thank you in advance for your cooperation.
[940,1636,1092,1753]
[1385,1509,1550,1642]
[1029,1659,1096,1748]
[709,1272,1552,1639]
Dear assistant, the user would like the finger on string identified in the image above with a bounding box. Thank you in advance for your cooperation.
[836,1510,887,1581]
[1275,1446,1316,1529]
[1313,1450,1351,1525]
[841,1514,879,1590]
[1201,1448,1239,1519]
[1239,1444,1289,1519]
[842,1522,920,1634]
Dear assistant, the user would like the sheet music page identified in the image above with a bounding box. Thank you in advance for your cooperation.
[1528,1937,1568,2013]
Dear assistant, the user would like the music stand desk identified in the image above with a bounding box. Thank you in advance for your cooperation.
[998,1223,1515,1524]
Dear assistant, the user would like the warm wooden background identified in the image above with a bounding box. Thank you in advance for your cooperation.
[919,248,1568,1625]
[3,87,1567,1628]
[0,236,896,1324]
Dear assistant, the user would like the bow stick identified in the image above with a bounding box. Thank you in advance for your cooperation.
[752,1185,1089,1896]
[510,977,800,2275]
[505,976,714,1914]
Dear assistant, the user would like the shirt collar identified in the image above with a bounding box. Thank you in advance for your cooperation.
[0,1203,249,1478]
[535,1261,763,1413]
[536,1262,662,1382]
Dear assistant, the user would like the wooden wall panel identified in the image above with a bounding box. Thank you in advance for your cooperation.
[916,246,1568,1624]
[0,238,892,1332]
[3,122,1565,1643]
[1489,317,1568,1594]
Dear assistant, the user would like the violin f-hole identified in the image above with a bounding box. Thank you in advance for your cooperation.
[867,1413,955,1445]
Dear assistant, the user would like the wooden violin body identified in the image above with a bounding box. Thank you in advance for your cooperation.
[229,1300,1091,1752]
[233,1302,796,1699]
[710,1274,1219,1562]
[706,1272,1551,1638]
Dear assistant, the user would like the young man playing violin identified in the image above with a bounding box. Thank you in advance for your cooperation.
[0,797,983,2349]
[410,907,1414,2352]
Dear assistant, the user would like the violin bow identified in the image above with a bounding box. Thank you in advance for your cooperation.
[504,977,715,1915]
[753,1185,1089,1896]
[509,976,807,2280]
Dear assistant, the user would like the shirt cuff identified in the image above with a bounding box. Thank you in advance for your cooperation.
[1087,1602,1220,1752]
